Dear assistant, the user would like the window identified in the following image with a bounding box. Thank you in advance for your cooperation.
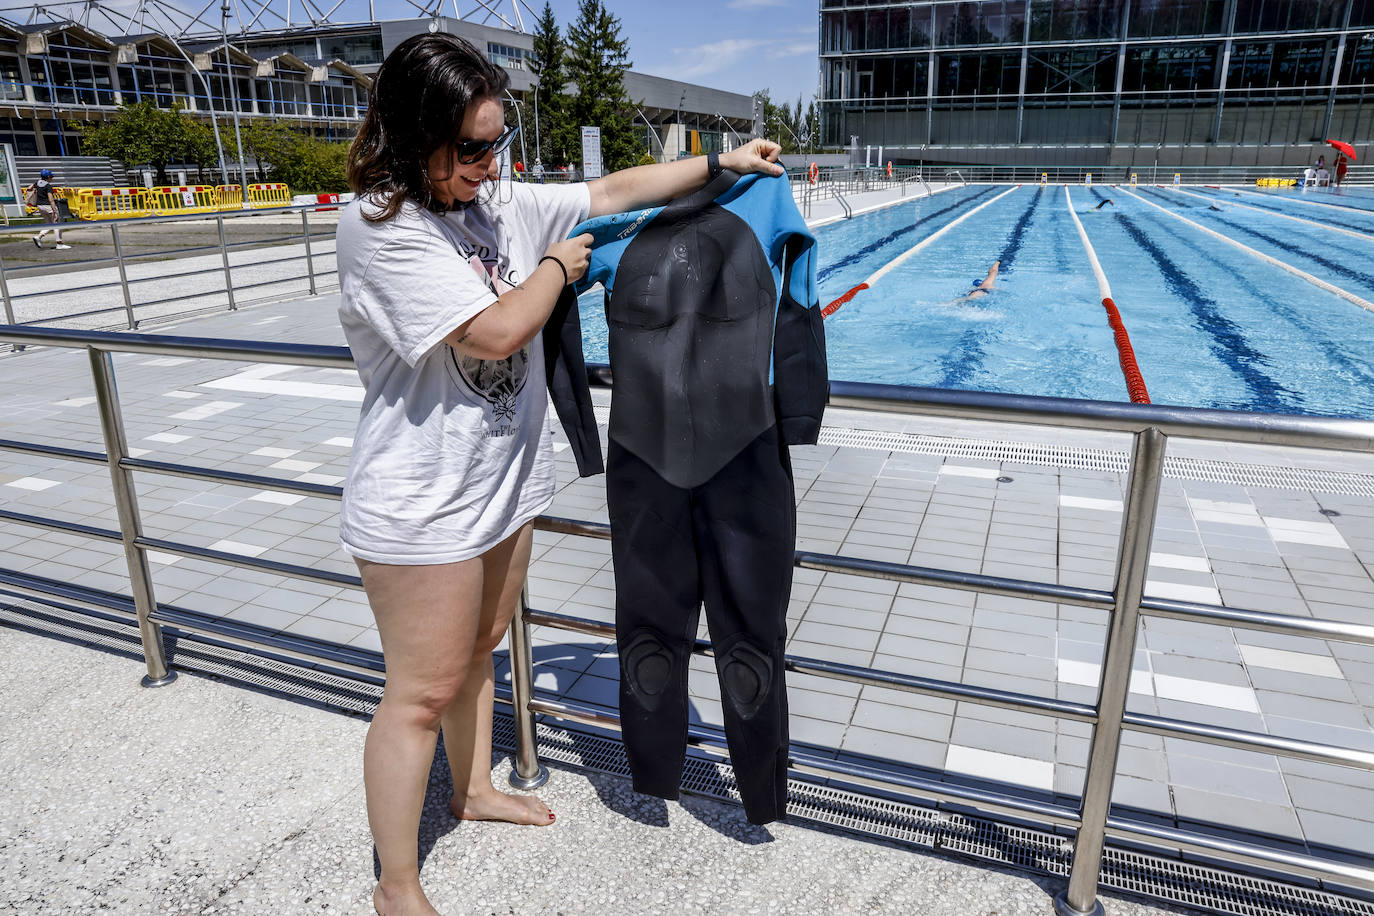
[1028,0,1124,42]
[1025,46,1118,94]
[1234,0,1343,33]
[1123,43,1218,92]
[488,42,528,70]
[1127,0,1226,38]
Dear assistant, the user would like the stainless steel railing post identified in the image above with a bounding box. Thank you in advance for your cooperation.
[0,247,16,326]
[507,585,549,790]
[1055,426,1167,916]
[88,346,176,687]
[217,213,237,311]
[109,223,137,329]
[300,209,317,296]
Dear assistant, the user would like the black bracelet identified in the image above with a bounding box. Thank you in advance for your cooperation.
[707,151,722,180]
[539,255,569,287]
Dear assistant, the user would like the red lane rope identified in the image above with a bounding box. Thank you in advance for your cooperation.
[1101,296,1151,403]
[821,283,868,318]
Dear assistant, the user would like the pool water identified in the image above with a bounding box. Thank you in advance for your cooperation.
[577,183,1374,418]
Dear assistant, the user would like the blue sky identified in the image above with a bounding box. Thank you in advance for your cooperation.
[495,0,818,106]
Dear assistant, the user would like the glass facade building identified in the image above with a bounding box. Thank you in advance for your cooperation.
[820,0,1374,165]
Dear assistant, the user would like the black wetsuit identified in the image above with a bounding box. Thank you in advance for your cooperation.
[549,171,826,823]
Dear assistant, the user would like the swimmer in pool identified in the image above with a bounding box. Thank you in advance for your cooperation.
[1093,198,1114,210]
[958,260,999,301]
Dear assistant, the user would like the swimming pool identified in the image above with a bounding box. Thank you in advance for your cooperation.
[577,183,1374,418]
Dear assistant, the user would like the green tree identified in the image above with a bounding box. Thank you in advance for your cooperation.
[529,2,575,168]
[237,118,298,181]
[564,0,639,172]
[269,136,350,194]
[75,101,206,183]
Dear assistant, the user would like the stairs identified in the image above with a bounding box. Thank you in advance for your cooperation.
[16,155,128,188]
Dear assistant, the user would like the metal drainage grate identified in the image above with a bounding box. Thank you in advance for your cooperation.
[5,601,1372,916]
[818,428,1374,499]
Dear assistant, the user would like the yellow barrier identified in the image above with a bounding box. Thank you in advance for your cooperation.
[1255,178,1298,188]
[246,183,291,208]
[74,187,151,220]
[24,185,77,216]
[215,185,243,210]
[148,185,223,216]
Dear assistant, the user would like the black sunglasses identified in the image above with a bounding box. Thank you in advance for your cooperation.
[455,124,519,165]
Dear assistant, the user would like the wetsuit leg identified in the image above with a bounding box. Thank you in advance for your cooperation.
[606,438,700,801]
[695,425,796,824]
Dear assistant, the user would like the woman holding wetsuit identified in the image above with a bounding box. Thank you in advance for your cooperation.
[337,32,782,915]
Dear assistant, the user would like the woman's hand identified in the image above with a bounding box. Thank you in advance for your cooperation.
[721,139,785,178]
[544,233,593,285]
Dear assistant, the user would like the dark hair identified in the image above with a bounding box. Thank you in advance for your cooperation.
[348,32,509,221]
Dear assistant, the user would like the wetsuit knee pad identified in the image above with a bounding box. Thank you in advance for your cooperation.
[621,630,679,711]
[718,639,774,720]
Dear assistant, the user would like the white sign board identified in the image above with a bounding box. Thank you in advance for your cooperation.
[0,143,20,219]
[581,126,603,180]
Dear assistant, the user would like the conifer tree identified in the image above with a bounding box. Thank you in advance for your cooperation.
[529,2,575,168]
[564,0,639,172]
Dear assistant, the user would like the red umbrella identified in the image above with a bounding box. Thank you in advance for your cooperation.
[1326,138,1357,161]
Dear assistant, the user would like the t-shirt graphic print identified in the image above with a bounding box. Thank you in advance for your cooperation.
[449,254,528,427]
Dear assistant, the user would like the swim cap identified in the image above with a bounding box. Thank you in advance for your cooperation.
[39,168,52,179]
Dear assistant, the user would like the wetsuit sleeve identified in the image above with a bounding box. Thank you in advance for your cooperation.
[772,232,828,445]
[542,287,604,477]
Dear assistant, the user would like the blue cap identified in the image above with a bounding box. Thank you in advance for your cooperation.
[39,168,52,179]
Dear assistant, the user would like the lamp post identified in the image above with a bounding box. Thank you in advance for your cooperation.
[167,41,229,184]
[221,0,248,196]
[632,105,667,161]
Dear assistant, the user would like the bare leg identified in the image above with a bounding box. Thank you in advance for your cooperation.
[441,522,554,825]
[358,557,485,915]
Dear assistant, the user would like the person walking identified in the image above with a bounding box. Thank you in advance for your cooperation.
[337,32,783,915]
[27,169,69,250]
[1336,153,1349,187]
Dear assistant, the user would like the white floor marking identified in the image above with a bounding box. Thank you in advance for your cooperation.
[1060,495,1122,512]
[270,458,321,473]
[145,550,182,566]
[142,357,192,366]
[56,397,97,408]
[322,437,353,448]
[170,400,242,422]
[252,446,299,458]
[295,472,344,485]
[944,745,1055,791]
[164,391,200,399]
[1056,658,1153,695]
[208,539,268,557]
[144,432,190,444]
[1148,552,1211,572]
[199,363,362,402]
[1144,580,1222,605]
[249,491,306,506]
[1152,673,1260,713]
[1262,516,1349,549]
[6,477,59,491]
[1238,644,1345,679]
[940,464,1001,479]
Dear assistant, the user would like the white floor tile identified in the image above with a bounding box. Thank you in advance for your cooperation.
[1060,495,1122,512]
[1238,644,1345,679]
[945,744,1054,791]
[1153,673,1259,713]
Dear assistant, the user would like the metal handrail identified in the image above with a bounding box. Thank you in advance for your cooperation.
[2,324,1374,914]
[0,204,339,332]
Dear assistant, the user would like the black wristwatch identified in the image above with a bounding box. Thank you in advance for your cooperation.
[707,151,722,179]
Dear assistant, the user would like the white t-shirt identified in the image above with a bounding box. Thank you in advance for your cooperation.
[336,181,591,564]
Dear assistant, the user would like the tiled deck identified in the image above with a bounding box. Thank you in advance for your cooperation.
[2,290,1371,877]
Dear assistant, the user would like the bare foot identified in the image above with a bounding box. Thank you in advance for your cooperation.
[449,788,555,826]
[373,881,440,915]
